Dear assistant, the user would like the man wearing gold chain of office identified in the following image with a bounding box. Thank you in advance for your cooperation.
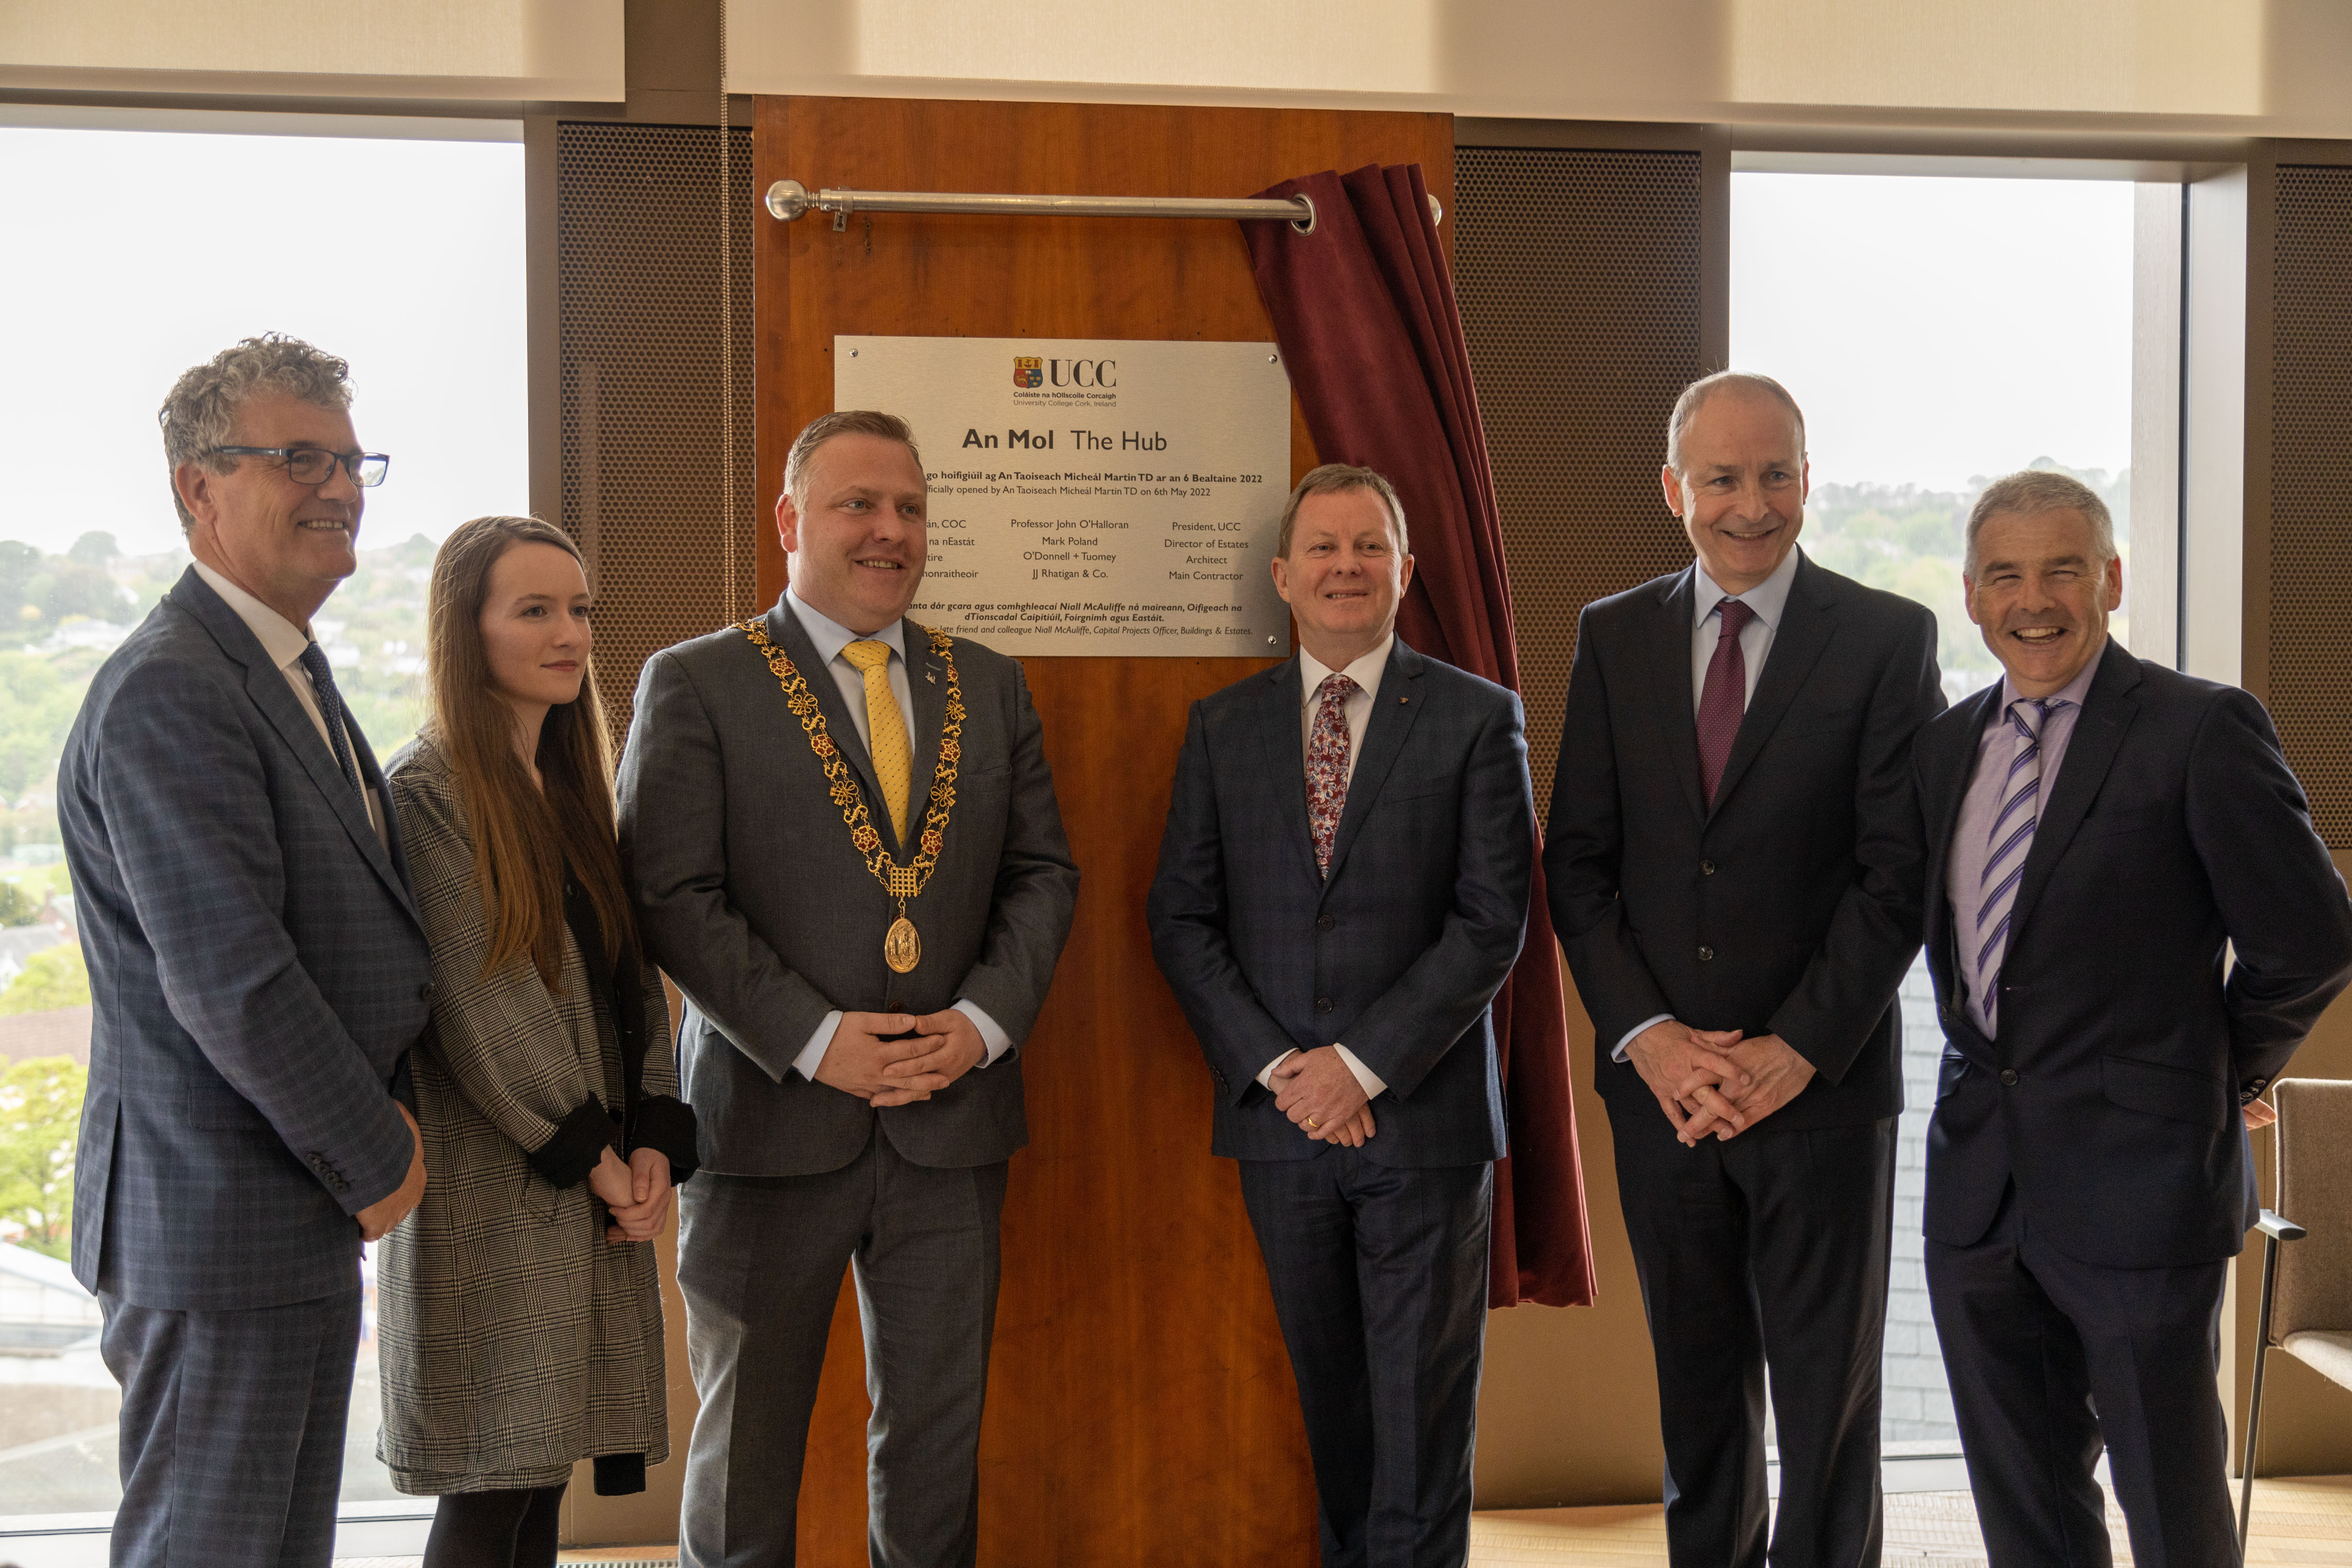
[620,410,1080,1568]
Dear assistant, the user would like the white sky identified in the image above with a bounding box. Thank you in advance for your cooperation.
[0,126,527,559]
[1730,172,2135,493]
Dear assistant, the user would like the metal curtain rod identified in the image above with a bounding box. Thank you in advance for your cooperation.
[765,178,1369,233]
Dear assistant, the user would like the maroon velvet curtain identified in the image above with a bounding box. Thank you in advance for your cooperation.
[1244,164,1596,1308]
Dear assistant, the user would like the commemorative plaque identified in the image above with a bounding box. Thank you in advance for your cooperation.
[834,335,1294,657]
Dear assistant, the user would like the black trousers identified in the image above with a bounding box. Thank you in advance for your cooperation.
[1608,1105,1896,1568]
[1238,1150,1492,1568]
[1926,1184,2235,1568]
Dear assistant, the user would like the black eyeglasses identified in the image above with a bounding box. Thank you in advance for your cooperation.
[208,446,391,488]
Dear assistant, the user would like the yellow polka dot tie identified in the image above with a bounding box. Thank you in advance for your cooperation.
[839,639,912,846]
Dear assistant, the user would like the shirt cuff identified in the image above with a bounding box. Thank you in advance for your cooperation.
[1255,1048,1300,1089]
[794,1010,843,1083]
[1332,1045,1387,1100]
[956,999,1014,1066]
[1615,1013,1674,1064]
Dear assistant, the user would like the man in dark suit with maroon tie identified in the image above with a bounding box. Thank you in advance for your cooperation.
[1545,372,1945,1567]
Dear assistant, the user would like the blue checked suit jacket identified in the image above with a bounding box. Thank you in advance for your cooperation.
[60,567,432,1310]
[1147,638,1535,1167]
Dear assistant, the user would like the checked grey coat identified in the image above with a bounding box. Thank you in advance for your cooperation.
[376,737,686,1494]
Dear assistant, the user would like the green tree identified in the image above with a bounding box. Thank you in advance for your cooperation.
[0,883,38,927]
[0,1054,84,1258]
[0,946,89,1015]
[65,532,119,569]
[0,650,86,798]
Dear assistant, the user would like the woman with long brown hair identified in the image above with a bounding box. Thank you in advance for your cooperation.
[377,515,695,1568]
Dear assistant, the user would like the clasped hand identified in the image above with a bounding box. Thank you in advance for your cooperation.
[1628,1020,1816,1146]
[814,1009,988,1108]
[1272,1047,1377,1148]
[589,1146,674,1243]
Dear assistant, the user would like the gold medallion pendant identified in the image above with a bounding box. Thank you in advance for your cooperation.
[739,616,965,982]
[884,916,922,974]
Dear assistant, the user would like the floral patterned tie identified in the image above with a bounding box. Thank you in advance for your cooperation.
[1307,673,1358,878]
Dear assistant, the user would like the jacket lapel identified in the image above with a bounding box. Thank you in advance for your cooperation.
[1255,659,1321,884]
[902,619,950,858]
[169,570,416,920]
[1709,554,1838,820]
[1645,569,1707,825]
[1321,640,1427,893]
[2007,639,2142,952]
[768,601,891,845]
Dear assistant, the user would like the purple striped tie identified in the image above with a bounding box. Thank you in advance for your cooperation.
[1975,697,2070,1032]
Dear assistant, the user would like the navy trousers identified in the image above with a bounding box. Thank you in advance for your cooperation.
[1927,1185,2236,1568]
[1239,1149,1492,1568]
[100,1286,362,1568]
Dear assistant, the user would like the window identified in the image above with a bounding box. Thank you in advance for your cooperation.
[0,117,526,1527]
[1732,169,2136,1450]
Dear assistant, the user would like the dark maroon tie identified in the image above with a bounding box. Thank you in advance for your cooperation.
[1696,597,1755,808]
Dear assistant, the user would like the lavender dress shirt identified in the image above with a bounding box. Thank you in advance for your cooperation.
[1945,643,2105,1037]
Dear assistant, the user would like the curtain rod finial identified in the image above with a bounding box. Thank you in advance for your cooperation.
[766,179,810,222]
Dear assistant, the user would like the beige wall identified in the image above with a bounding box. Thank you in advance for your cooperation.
[1472,964,1664,1507]
[0,0,622,100]
[726,0,2352,138]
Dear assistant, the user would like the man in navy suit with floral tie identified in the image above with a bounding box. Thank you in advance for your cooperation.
[1149,463,1535,1567]
[1911,469,2352,1568]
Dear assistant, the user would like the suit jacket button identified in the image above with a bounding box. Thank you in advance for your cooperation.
[1316,914,1335,932]
[1999,1068,2019,1086]
[2249,1077,2268,1092]
[1697,946,1714,962]
[1315,997,1334,1014]
[1701,860,1716,876]
[418,981,437,1003]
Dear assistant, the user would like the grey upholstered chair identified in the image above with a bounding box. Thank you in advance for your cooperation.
[2238,1076,2352,1553]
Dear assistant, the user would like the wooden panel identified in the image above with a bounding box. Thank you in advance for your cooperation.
[756,96,1455,1564]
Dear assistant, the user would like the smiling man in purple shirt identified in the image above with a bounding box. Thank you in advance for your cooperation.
[1910,469,2352,1568]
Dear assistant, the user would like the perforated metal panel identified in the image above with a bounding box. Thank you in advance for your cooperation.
[2271,164,2352,847]
[1452,147,1704,813]
[558,122,756,744]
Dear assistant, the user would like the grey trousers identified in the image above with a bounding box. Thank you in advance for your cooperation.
[99,1286,362,1568]
[677,1128,1008,1568]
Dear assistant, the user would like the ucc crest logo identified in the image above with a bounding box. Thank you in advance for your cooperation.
[1012,356,1043,388]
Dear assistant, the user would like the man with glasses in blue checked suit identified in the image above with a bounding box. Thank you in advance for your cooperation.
[60,335,431,1568]
[1149,463,1535,1568]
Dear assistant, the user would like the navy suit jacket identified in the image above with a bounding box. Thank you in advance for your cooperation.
[1546,554,1946,1130]
[1914,638,2352,1269]
[60,567,432,1310]
[1147,638,1535,1168]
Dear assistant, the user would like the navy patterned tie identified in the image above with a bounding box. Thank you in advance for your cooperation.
[296,642,367,801]
[1975,697,2071,1032]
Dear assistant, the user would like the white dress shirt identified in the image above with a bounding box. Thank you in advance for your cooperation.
[191,560,386,845]
[1615,544,1804,1061]
[1257,637,1394,1104]
[781,588,1011,1084]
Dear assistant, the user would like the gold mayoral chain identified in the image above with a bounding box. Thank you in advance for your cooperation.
[740,618,965,974]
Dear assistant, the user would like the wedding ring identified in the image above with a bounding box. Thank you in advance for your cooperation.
[1306,1116,1321,1129]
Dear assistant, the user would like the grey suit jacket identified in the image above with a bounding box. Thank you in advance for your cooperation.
[618,598,1078,1175]
[1147,639,1535,1167]
[59,567,431,1310]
